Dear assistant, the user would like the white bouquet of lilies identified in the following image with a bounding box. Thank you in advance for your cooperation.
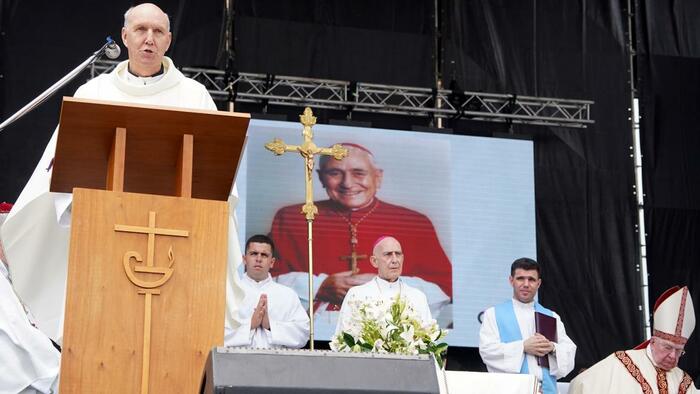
[330,294,448,368]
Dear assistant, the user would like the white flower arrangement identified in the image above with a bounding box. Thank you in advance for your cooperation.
[330,294,448,368]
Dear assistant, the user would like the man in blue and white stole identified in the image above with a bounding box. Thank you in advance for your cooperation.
[479,258,577,394]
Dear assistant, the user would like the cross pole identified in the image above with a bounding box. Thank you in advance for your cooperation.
[265,107,347,348]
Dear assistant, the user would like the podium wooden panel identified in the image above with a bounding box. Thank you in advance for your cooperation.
[53,98,249,393]
[60,189,228,393]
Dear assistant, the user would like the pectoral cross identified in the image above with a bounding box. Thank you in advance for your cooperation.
[265,107,348,349]
[340,249,366,275]
[339,224,366,274]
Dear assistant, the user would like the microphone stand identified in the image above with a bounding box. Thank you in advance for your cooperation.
[0,37,118,133]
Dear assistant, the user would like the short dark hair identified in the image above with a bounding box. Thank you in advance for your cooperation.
[510,257,541,278]
[245,234,275,255]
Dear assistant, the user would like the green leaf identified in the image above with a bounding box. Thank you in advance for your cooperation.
[433,342,448,353]
[342,332,356,347]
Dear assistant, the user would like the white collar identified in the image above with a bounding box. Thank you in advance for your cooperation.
[375,276,402,290]
[110,56,184,96]
[124,68,166,86]
[243,272,272,288]
[512,297,536,310]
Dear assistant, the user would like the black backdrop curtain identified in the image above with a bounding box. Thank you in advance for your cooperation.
[2,0,697,381]
[233,0,434,86]
[442,0,641,374]
[637,0,700,379]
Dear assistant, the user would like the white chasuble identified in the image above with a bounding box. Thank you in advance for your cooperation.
[569,348,697,394]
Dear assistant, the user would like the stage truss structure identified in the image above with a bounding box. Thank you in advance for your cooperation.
[91,60,594,128]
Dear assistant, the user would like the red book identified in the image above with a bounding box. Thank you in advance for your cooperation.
[534,311,558,368]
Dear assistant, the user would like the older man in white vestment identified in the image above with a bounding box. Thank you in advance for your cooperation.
[0,204,60,393]
[0,3,244,344]
[569,286,697,394]
[334,236,433,337]
[479,258,576,394]
[225,235,309,349]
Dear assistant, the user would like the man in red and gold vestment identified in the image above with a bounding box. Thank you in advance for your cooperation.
[569,286,697,394]
[269,143,452,338]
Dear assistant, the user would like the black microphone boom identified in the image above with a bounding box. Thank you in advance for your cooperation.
[0,37,121,133]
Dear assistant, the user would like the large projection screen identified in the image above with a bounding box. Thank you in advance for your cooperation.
[234,119,536,347]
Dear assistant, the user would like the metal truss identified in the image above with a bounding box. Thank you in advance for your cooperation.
[91,60,593,128]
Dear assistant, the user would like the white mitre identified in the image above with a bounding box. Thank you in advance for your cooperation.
[652,286,695,345]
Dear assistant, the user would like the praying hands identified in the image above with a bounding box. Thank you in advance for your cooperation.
[251,294,270,330]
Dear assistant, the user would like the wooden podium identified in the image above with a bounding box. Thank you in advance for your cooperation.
[51,98,250,393]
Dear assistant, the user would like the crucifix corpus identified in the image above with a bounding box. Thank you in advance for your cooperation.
[264,107,347,348]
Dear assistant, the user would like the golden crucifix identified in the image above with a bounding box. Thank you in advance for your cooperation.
[265,107,347,348]
[115,211,188,394]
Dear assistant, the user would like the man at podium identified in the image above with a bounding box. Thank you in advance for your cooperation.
[1,3,242,344]
[225,235,309,349]
[479,258,577,394]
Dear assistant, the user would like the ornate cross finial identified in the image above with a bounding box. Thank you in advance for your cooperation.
[264,107,348,221]
[264,107,348,349]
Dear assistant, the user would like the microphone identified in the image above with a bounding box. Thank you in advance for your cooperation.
[0,37,125,133]
[104,37,121,59]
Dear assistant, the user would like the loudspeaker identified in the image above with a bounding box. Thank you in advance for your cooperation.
[201,347,440,394]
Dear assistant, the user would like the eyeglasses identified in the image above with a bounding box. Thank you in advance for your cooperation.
[658,342,686,357]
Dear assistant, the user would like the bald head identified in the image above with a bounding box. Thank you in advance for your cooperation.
[124,3,170,31]
[121,3,172,77]
[370,236,404,282]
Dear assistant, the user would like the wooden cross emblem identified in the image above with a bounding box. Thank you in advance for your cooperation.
[114,211,188,394]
